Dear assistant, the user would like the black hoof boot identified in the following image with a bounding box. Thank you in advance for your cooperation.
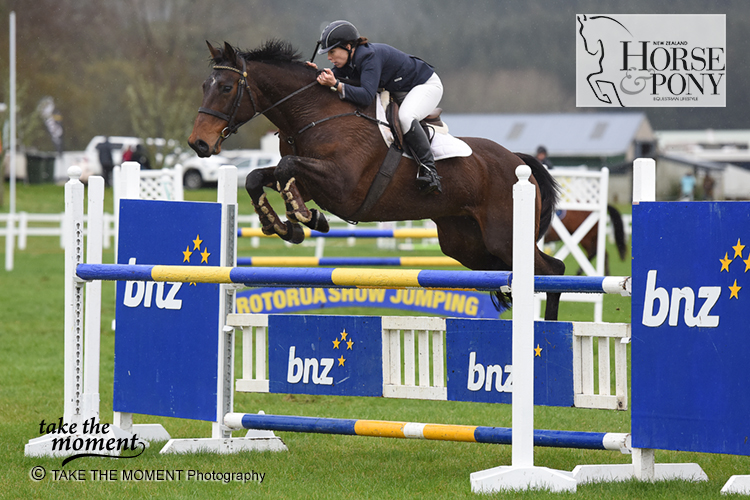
[309,209,330,232]
[278,220,306,244]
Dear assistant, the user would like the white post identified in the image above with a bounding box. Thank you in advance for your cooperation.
[82,176,104,422]
[633,158,656,203]
[112,161,140,433]
[470,166,576,493]
[18,211,27,249]
[5,11,16,271]
[214,165,237,440]
[63,167,84,425]
[511,164,536,468]
[631,157,656,478]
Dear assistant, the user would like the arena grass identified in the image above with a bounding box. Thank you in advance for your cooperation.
[2,182,749,499]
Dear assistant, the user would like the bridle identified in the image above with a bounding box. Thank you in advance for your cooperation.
[197,57,318,150]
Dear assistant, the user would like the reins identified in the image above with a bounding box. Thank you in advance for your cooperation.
[198,59,388,153]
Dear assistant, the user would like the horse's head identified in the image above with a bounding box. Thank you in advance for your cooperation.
[189,41,257,157]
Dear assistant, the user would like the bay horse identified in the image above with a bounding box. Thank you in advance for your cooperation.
[544,205,628,275]
[188,40,566,320]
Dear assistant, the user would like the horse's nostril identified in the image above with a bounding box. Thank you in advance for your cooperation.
[190,139,210,157]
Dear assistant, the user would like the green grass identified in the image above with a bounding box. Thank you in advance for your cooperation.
[2,182,748,499]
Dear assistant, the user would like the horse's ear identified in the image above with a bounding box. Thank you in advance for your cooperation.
[207,40,222,61]
[223,41,238,65]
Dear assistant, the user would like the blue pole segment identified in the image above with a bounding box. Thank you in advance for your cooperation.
[76,263,154,281]
[417,269,512,289]
[240,413,357,435]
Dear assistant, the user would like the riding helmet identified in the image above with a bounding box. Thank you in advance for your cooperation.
[318,20,360,53]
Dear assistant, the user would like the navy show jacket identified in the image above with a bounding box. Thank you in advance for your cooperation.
[332,42,435,107]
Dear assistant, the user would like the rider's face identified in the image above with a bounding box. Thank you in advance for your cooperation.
[327,46,350,68]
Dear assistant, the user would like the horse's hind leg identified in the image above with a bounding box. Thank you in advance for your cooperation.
[537,251,565,320]
[434,216,513,311]
[245,166,304,243]
[469,208,566,320]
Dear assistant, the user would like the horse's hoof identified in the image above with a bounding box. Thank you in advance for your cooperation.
[310,209,329,233]
[278,220,305,244]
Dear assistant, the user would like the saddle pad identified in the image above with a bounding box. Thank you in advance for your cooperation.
[376,92,473,161]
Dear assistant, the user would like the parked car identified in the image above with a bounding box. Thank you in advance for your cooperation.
[179,149,280,189]
[180,153,233,189]
[233,151,281,184]
[180,148,281,189]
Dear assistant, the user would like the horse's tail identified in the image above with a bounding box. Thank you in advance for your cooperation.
[607,204,628,260]
[515,152,560,241]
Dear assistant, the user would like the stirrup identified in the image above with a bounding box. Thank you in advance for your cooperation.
[416,167,442,194]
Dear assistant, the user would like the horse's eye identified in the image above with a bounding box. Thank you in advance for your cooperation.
[222,85,233,93]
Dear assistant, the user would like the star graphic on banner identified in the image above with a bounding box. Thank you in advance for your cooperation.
[534,344,543,357]
[720,237,750,302]
[333,330,354,353]
[734,239,746,259]
[337,355,346,366]
[730,279,741,299]
[720,252,732,272]
[183,246,193,263]
[181,233,211,285]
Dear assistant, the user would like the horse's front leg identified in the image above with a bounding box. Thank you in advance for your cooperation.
[245,166,304,243]
[275,156,337,235]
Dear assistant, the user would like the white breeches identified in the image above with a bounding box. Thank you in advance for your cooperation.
[398,73,443,131]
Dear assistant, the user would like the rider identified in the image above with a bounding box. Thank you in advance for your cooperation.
[309,20,443,194]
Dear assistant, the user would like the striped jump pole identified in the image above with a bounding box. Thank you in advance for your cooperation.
[75,264,631,295]
[236,256,462,267]
[239,227,439,239]
[223,413,630,452]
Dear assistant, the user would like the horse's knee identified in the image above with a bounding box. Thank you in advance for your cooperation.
[245,169,265,197]
[273,156,295,182]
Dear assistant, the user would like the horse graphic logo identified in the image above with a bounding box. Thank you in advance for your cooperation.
[577,15,654,107]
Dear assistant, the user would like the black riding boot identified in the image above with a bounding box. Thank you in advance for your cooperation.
[403,119,442,194]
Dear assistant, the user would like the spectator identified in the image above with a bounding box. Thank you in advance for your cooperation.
[122,145,134,163]
[96,137,114,186]
[703,172,716,200]
[536,145,553,168]
[134,144,151,170]
[681,172,696,201]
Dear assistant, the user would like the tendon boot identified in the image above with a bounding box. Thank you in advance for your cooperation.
[403,119,442,194]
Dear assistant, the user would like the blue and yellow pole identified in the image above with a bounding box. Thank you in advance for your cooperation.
[223,413,629,451]
[76,263,630,294]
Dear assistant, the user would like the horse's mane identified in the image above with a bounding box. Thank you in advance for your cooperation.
[238,39,305,66]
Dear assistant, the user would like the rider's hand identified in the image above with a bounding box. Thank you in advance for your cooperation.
[316,68,336,87]
[305,61,318,70]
